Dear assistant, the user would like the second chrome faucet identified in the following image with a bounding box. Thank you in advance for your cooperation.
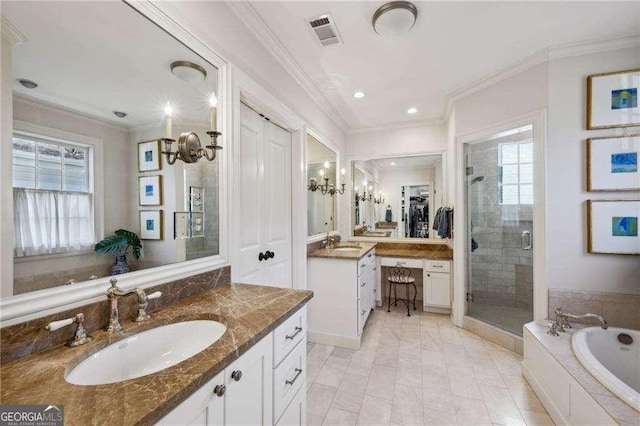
[547,306,608,336]
[106,278,162,332]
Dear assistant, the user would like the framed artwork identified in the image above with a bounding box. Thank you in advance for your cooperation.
[587,200,640,255]
[587,135,640,191]
[138,140,162,172]
[139,210,163,240]
[190,186,204,212]
[138,175,163,206]
[587,69,640,129]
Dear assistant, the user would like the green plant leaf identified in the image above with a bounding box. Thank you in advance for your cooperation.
[95,234,128,254]
[115,229,142,260]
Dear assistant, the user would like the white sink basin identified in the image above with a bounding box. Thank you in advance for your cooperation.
[66,320,226,385]
[333,247,360,252]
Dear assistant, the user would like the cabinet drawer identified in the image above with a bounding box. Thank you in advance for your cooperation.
[425,260,450,273]
[276,384,306,426]
[157,370,224,425]
[380,257,422,269]
[273,306,307,367]
[274,339,306,422]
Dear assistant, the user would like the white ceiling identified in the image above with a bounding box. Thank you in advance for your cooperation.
[364,154,441,172]
[4,1,218,128]
[246,1,640,130]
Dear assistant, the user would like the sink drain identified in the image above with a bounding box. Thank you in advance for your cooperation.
[618,333,633,345]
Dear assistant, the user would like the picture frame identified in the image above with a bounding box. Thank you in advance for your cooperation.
[587,135,640,191]
[139,210,163,240]
[138,140,162,172]
[587,69,640,129]
[587,200,640,255]
[138,175,163,206]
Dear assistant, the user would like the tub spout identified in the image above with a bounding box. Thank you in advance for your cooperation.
[552,306,608,333]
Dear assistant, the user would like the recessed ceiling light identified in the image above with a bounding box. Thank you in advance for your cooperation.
[390,162,396,166]
[170,61,207,83]
[372,1,418,37]
[354,91,366,99]
[113,111,128,118]
[17,78,38,89]
[407,107,418,114]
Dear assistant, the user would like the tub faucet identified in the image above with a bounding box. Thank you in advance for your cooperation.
[106,278,162,332]
[547,306,608,336]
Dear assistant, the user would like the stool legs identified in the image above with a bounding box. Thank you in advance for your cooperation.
[406,284,410,316]
[387,281,392,312]
[412,282,417,310]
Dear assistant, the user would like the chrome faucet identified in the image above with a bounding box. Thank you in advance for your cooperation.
[324,232,336,249]
[45,313,93,347]
[547,306,608,336]
[106,278,162,332]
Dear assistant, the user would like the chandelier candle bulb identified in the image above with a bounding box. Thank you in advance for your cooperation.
[164,103,172,139]
[209,93,218,131]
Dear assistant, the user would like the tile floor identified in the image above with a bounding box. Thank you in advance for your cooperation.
[306,305,554,426]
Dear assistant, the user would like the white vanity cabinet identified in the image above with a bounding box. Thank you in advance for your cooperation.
[308,250,376,349]
[158,307,308,426]
[423,260,452,310]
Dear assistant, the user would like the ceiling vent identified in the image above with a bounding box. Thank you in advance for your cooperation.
[308,14,343,47]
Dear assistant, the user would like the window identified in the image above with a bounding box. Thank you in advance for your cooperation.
[12,133,95,257]
[498,141,533,205]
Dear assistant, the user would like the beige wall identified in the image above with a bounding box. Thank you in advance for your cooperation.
[0,38,14,296]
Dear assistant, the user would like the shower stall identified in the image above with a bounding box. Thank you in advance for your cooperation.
[465,125,535,336]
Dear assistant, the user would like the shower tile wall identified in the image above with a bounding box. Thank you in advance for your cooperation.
[184,160,219,259]
[468,140,533,309]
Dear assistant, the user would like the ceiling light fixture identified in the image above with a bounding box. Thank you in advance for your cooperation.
[354,91,366,99]
[372,1,418,37]
[407,107,418,114]
[390,162,396,166]
[170,61,207,83]
[113,111,128,118]
[17,78,38,89]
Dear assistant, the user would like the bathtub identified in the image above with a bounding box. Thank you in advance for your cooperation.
[572,327,640,412]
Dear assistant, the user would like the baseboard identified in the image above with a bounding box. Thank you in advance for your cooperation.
[521,361,570,426]
[308,330,361,350]
[423,305,451,314]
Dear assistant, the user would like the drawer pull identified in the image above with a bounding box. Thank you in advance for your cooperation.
[361,309,366,315]
[285,326,303,340]
[360,264,366,268]
[368,253,372,258]
[361,282,366,287]
[285,368,303,385]
[214,384,226,397]
[433,264,443,268]
[231,370,242,381]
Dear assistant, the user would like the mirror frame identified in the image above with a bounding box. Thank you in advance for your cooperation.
[0,1,230,325]
[346,150,448,244]
[306,128,341,243]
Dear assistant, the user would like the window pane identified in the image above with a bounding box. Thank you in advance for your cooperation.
[520,184,533,204]
[502,184,518,205]
[502,164,519,184]
[37,142,62,163]
[64,171,87,192]
[520,163,533,184]
[500,144,518,164]
[12,165,36,188]
[519,142,533,163]
[38,168,62,190]
[13,139,36,163]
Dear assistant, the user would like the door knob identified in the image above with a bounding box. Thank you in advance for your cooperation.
[258,252,266,261]
[214,384,226,397]
[231,370,243,381]
[266,251,275,259]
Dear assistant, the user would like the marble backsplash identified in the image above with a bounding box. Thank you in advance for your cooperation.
[548,288,640,330]
[1,266,231,363]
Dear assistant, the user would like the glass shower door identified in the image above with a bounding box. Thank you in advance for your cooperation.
[465,125,534,336]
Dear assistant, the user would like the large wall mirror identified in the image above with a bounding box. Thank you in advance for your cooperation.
[306,134,338,238]
[351,154,444,239]
[3,1,222,298]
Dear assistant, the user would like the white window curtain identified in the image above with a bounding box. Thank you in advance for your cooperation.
[13,188,95,257]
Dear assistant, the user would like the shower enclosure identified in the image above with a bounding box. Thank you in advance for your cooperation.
[465,125,534,336]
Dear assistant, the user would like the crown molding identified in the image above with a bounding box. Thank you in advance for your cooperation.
[226,1,349,132]
[442,34,640,121]
[0,14,27,47]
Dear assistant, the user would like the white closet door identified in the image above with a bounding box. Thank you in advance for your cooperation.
[239,103,264,284]
[262,121,292,287]
[238,103,292,288]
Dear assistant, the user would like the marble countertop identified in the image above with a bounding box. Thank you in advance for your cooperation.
[374,242,453,260]
[524,321,639,425]
[307,243,377,260]
[0,284,313,425]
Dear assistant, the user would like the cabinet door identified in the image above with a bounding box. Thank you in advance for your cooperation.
[424,272,451,307]
[276,385,307,426]
[225,333,273,426]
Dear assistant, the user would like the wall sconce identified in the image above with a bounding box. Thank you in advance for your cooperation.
[307,165,345,196]
[160,98,223,165]
[355,186,372,202]
[374,192,385,204]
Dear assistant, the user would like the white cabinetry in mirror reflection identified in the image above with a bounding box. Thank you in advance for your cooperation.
[307,251,377,349]
[238,103,292,288]
[159,307,307,426]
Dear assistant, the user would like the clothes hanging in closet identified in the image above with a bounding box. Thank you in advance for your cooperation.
[433,207,453,239]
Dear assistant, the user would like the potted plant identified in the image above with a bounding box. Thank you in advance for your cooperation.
[95,229,142,275]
